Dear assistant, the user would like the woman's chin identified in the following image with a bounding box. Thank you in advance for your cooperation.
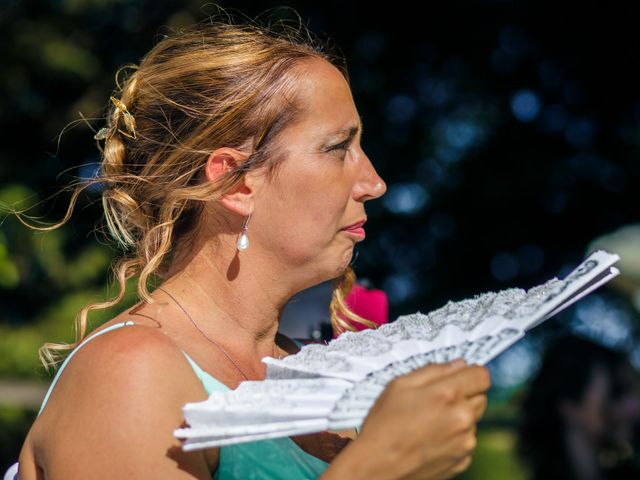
[299,246,355,288]
[334,248,354,275]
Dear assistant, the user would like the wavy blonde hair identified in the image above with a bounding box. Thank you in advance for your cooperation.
[16,13,376,369]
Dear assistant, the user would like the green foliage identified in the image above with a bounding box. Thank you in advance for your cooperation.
[0,179,135,379]
[0,279,140,379]
[0,406,38,470]
[15,23,99,80]
[33,230,112,289]
[459,428,526,480]
[0,233,19,289]
[0,184,36,211]
[0,180,137,378]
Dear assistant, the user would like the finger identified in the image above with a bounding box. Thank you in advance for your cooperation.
[399,359,468,388]
[444,365,491,398]
[467,393,488,420]
[450,454,473,476]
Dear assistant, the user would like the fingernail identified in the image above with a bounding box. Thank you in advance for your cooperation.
[449,359,466,369]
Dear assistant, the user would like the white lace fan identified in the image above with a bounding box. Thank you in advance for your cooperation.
[175,250,620,451]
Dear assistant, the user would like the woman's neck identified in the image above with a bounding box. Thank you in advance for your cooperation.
[160,237,294,366]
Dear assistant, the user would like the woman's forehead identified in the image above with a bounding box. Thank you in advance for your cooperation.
[295,111,363,145]
[293,59,360,130]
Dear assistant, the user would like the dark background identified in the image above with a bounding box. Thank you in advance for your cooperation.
[1,0,639,477]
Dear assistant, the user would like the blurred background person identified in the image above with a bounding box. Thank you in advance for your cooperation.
[517,334,640,480]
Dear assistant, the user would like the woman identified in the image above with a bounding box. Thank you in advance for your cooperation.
[11,15,490,479]
[518,334,640,480]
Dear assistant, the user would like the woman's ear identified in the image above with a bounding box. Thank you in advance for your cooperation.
[205,147,258,217]
[205,147,247,183]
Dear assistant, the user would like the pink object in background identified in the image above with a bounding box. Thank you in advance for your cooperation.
[335,283,388,337]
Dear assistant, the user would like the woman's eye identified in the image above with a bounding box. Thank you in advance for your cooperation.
[328,142,349,154]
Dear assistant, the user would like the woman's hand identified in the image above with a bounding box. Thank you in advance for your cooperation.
[321,360,490,480]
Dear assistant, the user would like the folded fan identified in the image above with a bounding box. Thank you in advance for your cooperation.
[175,250,620,451]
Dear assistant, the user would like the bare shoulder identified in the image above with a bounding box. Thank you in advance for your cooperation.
[31,324,215,479]
[40,324,203,413]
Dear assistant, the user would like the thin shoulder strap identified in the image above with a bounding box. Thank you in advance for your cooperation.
[181,350,230,393]
[38,321,136,416]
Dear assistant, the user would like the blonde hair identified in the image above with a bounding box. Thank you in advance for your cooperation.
[15,13,375,369]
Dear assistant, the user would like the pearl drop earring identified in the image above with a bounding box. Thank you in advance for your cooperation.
[237,213,252,251]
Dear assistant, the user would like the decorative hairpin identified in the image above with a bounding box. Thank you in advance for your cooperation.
[94,96,137,141]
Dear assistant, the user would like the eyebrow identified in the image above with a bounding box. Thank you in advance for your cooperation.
[329,116,365,141]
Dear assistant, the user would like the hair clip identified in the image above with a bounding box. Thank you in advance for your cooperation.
[94,126,112,141]
[110,96,137,139]
[94,96,137,142]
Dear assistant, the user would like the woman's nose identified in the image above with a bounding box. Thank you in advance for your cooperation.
[354,150,387,202]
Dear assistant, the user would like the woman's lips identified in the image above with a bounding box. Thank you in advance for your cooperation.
[344,227,366,238]
[342,220,366,239]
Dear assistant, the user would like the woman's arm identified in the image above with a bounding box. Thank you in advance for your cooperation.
[30,326,217,480]
[320,360,490,480]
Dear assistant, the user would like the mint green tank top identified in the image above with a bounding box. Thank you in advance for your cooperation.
[37,321,330,479]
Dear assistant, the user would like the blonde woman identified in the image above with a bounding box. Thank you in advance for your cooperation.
[10,15,490,480]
